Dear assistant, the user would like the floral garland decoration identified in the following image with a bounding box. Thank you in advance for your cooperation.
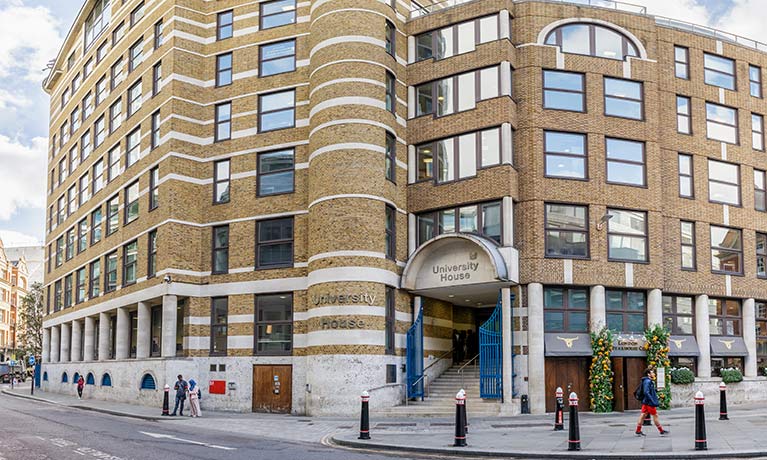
[589,326,615,413]
[644,324,671,410]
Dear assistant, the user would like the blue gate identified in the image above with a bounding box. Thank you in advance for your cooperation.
[479,294,503,399]
[406,304,424,400]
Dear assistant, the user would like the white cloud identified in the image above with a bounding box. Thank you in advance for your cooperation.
[0,135,47,220]
[0,0,62,82]
[0,229,41,247]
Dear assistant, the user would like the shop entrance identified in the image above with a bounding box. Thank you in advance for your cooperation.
[611,357,645,411]
[252,365,292,413]
[544,358,590,412]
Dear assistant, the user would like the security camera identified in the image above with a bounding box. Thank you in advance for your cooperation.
[163,275,172,284]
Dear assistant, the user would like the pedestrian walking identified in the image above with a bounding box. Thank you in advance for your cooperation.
[170,374,188,416]
[77,375,85,399]
[188,379,202,418]
[635,367,670,437]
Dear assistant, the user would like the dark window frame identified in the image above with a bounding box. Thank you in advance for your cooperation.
[214,102,232,142]
[259,39,296,77]
[210,297,228,356]
[211,225,229,275]
[149,166,159,210]
[104,251,118,293]
[415,200,502,247]
[678,153,694,198]
[707,158,741,206]
[542,69,586,113]
[213,159,230,204]
[154,20,163,49]
[704,52,736,91]
[259,0,296,30]
[755,169,766,212]
[258,89,296,133]
[752,113,764,151]
[152,62,162,96]
[256,149,295,197]
[750,64,763,98]
[605,289,647,333]
[543,286,590,333]
[709,298,742,336]
[89,260,101,299]
[674,45,689,79]
[680,220,696,271]
[254,293,293,356]
[414,14,501,63]
[256,217,294,269]
[217,10,234,41]
[710,225,743,275]
[385,286,395,355]
[603,76,644,120]
[676,95,692,135]
[124,180,139,224]
[415,126,502,183]
[216,53,233,87]
[662,295,695,335]
[706,101,739,145]
[543,130,588,180]
[544,23,639,61]
[605,137,646,187]
[606,208,648,263]
[758,232,767,279]
[415,65,502,118]
[122,240,138,286]
[544,202,589,259]
[385,20,396,57]
[151,110,160,150]
[148,230,157,279]
[385,205,396,260]
[385,131,396,183]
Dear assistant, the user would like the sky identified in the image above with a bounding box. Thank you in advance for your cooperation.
[0,0,763,247]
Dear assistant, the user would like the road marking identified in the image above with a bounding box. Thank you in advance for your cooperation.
[140,431,237,450]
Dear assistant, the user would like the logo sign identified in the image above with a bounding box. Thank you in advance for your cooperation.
[670,338,686,349]
[414,241,498,289]
[613,334,646,351]
[556,336,579,348]
[312,293,376,306]
[718,339,735,350]
[320,318,366,330]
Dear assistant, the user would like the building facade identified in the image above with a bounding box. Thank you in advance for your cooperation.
[0,238,30,360]
[40,0,767,415]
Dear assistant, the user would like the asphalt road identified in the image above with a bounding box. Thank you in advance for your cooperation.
[0,393,435,460]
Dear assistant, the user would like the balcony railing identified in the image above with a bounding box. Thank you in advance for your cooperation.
[654,16,767,53]
[410,0,646,19]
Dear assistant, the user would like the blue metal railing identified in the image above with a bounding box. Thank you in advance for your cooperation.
[406,304,424,400]
[479,294,502,399]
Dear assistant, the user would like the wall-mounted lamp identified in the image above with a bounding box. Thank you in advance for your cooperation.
[596,213,614,231]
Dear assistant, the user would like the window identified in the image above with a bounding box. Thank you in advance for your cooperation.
[710,226,742,274]
[704,53,736,90]
[385,20,395,56]
[416,127,500,182]
[757,302,767,368]
[80,131,92,160]
[604,77,642,119]
[72,73,82,94]
[217,10,233,40]
[151,111,160,149]
[260,0,296,29]
[84,58,94,78]
[674,46,689,79]
[90,260,101,298]
[54,280,62,311]
[149,167,159,210]
[708,159,740,205]
[127,81,142,117]
[758,233,767,278]
[709,298,741,335]
[152,62,162,96]
[385,205,396,259]
[216,53,233,86]
[57,195,66,224]
[64,275,73,307]
[139,373,155,390]
[110,58,124,89]
[126,128,141,166]
[260,39,295,77]
[678,154,694,198]
[385,287,395,354]
[96,77,107,106]
[66,227,75,260]
[83,92,94,120]
[84,0,110,50]
[544,203,588,258]
[258,149,294,196]
[69,147,80,173]
[543,70,585,112]
[385,71,396,113]
[212,225,229,274]
[255,294,292,355]
[215,102,231,141]
[607,208,647,262]
[416,201,501,246]
[123,240,138,285]
[149,306,161,356]
[676,95,691,134]
[148,230,157,278]
[544,131,586,179]
[756,169,766,211]
[91,207,102,244]
[76,268,86,304]
[130,2,145,26]
[61,88,70,109]
[78,173,90,205]
[415,14,498,62]
[662,295,694,334]
[129,38,143,71]
[385,132,396,182]
[605,290,646,332]
[106,195,119,235]
[680,221,696,270]
[606,138,645,186]
[210,297,228,355]
[68,185,78,215]
[58,158,68,184]
[706,102,738,144]
[416,66,500,117]
[108,145,120,181]
[753,113,764,150]
[109,98,122,132]
[259,90,295,132]
[97,41,108,62]
[750,65,762,98]
[125,181,139,224]
[112,21,125,45]
[543,287,589,332]
[213,160,230,203]
[256,217,294,268]
[544,23,638,60]
[154,20,163,49]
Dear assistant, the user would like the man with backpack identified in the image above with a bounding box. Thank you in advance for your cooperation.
[635,367,670,437]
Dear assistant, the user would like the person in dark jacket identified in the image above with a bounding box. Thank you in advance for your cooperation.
[635,367,670,436]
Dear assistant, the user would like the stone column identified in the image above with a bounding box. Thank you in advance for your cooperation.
[71,320,82,362]
[115,307,130,359]
[527,283,545,415]
[60,322,71,363]
[162,295,177,357]
[98,312,110,361]
[501,287,515,414]
[590,285,606,331]
[695,294,711,378]
[83,317,95,361]
[42,328,50,363]
[50,326,60,363]
[136,301,151,359]
[647,289,663,327]
[743,298,757,378]
[502,197,513,247]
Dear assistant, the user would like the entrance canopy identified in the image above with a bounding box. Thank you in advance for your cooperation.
[401,234,518,307]
[668,335,699,357]
[544,333,592,357]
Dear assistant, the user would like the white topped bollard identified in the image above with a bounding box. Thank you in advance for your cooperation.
[554,387,564,431]
[358,390,370,440]
[695,391,707,450]
[719,382,728,420]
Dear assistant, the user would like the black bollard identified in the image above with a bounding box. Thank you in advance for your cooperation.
[459,389,469,434]
[554,387,564,431]
[358,390,371,440]
[695,391,707,451]
[453,390,467,447]
[162,384,170,416]
[567,392,581,451]
[719,382,728,421]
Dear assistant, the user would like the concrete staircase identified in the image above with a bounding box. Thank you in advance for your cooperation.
[377,361,501,417]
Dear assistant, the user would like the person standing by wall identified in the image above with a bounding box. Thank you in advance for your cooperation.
[170,374,188,416]
[76,375,84,400]
[188,379,202,418]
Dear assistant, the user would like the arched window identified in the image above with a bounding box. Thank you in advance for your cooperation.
[73,372,80,384]
[43,372,48,381]
[62,372,68,383]
[86,373,95,385]
[140,373,156,390]
[545,23,639,60]
[101,373,112,387]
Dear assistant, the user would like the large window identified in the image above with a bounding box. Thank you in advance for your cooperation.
[258,149,294,196]
[704,53,736,90]
[706,102,738,144]
[677,95,691,134]
[215,102,231,141]
[385,287,395,355]
[256,218,294,268]
[662,295,694,334]
[544,131,586,179]
[415,14,499,61]
[129,38,143,72]
[260,39,296,77]
[154,20,163,49]
[217,10,233,41]
[130,2,145,26]
[709,298,741,335]
[606,138,645,186]
[758,233,767,279]
[109,99,122,132]
[385,72,396,113]
[210,297,228,356]
[259,90,295,132]
[216,53,233,87]
[89,260,101,298]
[123,240,138,285]
[416,127,500,182]
[416,201,501,246]
[710,226,742,274]
[84,0,111,50]
[127,81,142,117]
[148,230,157,278]
[66,228,75,260]
[756,169,766,212]
[607,208,647,262]
[95,116,106,148]
[753,113,764,151]
[708,159,740,205]
[606,290,645,333]
[124,181,139,223]
[96,77,107,105]
[544,287,589,332]
[674,46,689,79]
[106,195,119,235]
[108,145,120,181]
[542,70,584,112]
[76,268,86,304]
[385,205,396,259]
[64,275,73,308]
[385,20,395,56]
[78,219,88,253]
[212,225,229,274]
[750,65,762,98]
[91,207,102,244]
[126,128,141,167]
[385,132,396,182]
[213,160,230,203]
[544,203,588,258]
[260,0,296,30]
[110,58,124,89]
[604,77,642,119]
[255,294,292,355]
[678,154,693,198]
[544,23,638,60]
[680,221,696,270]
[104,251,118,292]
[415,66,500,117]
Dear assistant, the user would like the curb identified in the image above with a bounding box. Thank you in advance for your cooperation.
[329,435,767,459]
[2,389,164,422]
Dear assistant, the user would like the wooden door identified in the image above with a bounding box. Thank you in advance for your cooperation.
[624,358,645,411]
[612,357,625,412]
[544,358,590,412]
[252,365,292,414]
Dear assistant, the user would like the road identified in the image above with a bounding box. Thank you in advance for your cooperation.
[0,392,436,460]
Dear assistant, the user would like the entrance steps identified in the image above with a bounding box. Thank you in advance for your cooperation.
[377,361,501,417]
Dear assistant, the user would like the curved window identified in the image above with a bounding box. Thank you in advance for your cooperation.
[140,373,156,390]
[73,372,80,384]
[545,23,639,60]
[43,372,48,381]
[86,373,95,385]
[101,373,112,387]
[62,372,68,383]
